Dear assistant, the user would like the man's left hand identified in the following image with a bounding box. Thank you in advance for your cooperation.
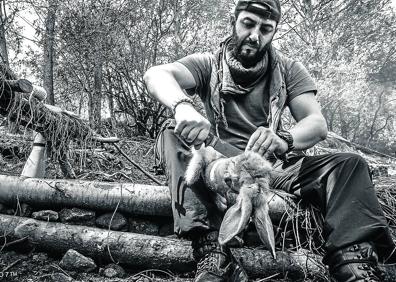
[245,127,288,158]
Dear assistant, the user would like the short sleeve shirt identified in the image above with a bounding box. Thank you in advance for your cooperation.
[177,52,317,150]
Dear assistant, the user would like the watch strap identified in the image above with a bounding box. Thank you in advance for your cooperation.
[277,130,295,152]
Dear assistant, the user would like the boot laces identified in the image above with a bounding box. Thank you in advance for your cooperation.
[196,250,230,276]
[356,262,384,281]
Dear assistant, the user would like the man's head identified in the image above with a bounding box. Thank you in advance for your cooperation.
[230,0,281,67]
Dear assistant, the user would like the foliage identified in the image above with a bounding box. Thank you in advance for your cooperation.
[2,0,396,153]
[277,0,396,154]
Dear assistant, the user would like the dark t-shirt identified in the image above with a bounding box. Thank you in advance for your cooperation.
[177,52,317,150]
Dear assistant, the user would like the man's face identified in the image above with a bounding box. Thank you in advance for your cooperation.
[232,10,277,67]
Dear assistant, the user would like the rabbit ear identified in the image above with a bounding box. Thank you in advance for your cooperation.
[254,196,276,259]
[218,187,253,246]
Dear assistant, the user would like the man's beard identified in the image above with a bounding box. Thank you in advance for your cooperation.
[230,28,272,68]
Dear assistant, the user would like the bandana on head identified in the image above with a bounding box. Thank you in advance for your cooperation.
[235,0,281,23]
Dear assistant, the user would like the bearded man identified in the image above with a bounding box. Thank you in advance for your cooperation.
[144,1,395,281]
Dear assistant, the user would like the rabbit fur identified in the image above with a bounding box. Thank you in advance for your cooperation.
[185,145,276,259]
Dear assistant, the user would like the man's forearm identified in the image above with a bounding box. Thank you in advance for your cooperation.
[289,114,328,150]
[144,67,192,110]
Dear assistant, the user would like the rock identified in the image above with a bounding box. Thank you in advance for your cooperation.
[128,218,159,235]
[95,212,128,231]
[32,252,48,262]
[50,273,74,282]
[19,203,33,217]
[59,208,95,226]
[32,210,59,222]
[102,263,126,278]
[59,249,96,273]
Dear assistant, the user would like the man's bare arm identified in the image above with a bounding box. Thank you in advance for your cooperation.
[288,92,328,150]
[144,63,211,146]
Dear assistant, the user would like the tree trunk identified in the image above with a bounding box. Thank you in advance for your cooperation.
[0,214,326,279]
[43,0,58,105]
[0,175,294,221]
[0,1,8,66]
[89,44,103,132]
[107,92,116,130]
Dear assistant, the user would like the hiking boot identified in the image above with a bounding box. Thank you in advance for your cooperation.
[192,231,248,282]
[327,242,385,282]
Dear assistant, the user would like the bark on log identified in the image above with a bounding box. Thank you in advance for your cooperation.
[0,214,325,279]
[0,175,293,221]
[0,175,172,217]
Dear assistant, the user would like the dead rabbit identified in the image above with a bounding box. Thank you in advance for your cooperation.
[185,145,277,259]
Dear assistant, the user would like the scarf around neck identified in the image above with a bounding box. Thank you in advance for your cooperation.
[209,37,270,133]
[221,37,269,95]
[226,40,268,87]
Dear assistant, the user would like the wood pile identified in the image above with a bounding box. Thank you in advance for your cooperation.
[0,174,394,280]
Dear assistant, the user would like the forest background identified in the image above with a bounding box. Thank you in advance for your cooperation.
[1,0,395,155]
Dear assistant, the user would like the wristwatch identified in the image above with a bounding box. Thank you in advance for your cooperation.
[277,130,295,153]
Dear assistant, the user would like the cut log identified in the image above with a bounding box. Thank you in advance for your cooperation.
[0,175,172,217]
[0,214,325,279]
[0,175,293,221]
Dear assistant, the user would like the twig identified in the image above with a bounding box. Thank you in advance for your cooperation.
[2,258,22,272]
[127,268,176,280]
[2,237,28,248]
[106,183,123,264]
[50,264,72,278]
[256,272,280,281]
[112,143,164,185]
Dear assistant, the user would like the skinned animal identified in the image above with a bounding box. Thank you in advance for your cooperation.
[185,145,276,259]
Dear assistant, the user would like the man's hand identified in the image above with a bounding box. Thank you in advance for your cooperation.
[174,103,210,147]
[245,127,288,157]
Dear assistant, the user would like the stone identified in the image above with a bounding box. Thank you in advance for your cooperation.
[128,218,159,235]
[95,213,128,231]
[102,263,126,278]
[59,249,96,273]
[32,252,48,262]
[59,208,95,226]
[50,273,74,282]
[32,210,59,222]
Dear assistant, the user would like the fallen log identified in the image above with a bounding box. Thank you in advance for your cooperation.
[0,175,294,221]
[0,214,325,279]
[0,175,172,217]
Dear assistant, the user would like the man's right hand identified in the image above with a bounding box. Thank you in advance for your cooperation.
[174,103,210,147]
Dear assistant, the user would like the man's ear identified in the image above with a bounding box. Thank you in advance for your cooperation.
[230,15,236,26]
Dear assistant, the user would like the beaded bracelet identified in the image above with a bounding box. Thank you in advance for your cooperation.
[171,98,194,115]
